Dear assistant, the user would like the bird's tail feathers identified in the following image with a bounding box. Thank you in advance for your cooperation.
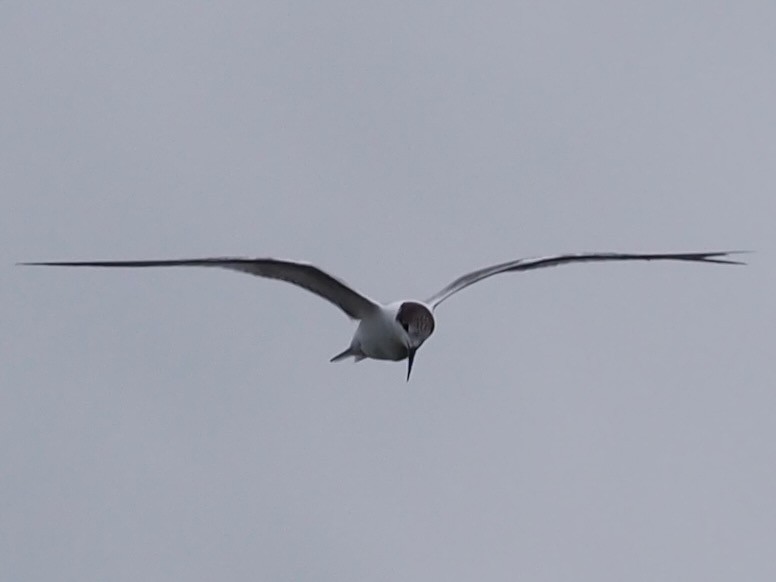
[329,347,365,363]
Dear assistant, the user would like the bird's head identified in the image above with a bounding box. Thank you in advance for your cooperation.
[396,301,436,381]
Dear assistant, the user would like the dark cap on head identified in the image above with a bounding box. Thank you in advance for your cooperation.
[396,302,435,337]
[396,302,435,381]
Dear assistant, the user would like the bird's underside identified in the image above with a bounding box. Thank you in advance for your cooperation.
[18,250,746,380]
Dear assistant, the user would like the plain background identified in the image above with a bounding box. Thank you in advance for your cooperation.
[3,2,774,580]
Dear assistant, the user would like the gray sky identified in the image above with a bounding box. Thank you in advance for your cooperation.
[3,2,775,580]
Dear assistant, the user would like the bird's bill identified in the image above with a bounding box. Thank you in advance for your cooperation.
[406,348,417,382]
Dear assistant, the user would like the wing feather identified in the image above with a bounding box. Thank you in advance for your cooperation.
[426,251,747,309]
[19,257,380,319]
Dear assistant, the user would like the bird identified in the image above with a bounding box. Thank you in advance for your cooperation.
[18,251,745,380]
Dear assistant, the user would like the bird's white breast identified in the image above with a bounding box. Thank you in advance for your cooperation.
[351,304,408,361]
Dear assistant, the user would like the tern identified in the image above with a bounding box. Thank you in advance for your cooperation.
[19,251,744,380]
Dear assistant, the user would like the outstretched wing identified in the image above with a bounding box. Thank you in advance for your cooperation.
[425,251,747,309]
[19,257,380,319]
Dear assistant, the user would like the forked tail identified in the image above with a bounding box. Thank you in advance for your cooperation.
[329,347,366,363]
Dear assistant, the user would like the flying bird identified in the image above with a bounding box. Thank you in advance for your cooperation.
[19,251,744,380]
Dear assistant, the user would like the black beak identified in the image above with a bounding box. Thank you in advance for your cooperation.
[406,348,417,382]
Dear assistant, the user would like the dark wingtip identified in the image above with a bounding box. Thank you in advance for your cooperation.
[17,261,75,266]
[703,251,752,266]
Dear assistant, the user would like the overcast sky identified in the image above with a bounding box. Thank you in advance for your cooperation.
[3,2,775,580]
